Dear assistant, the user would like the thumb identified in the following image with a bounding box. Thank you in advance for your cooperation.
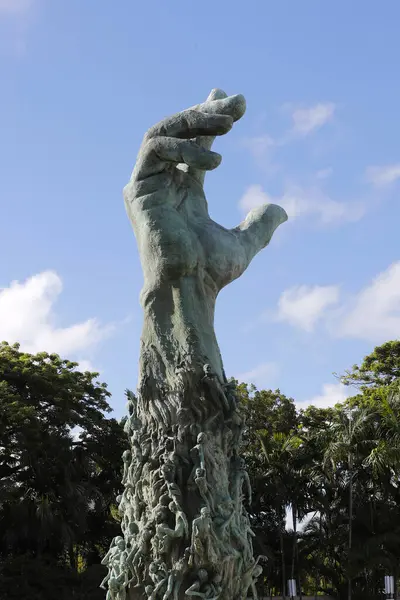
[234,203,288,262]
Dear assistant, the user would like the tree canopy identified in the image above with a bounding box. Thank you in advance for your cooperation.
[0,341,127,599]
[238,341,400,600]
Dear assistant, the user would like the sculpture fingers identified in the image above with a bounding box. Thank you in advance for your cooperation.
[133,137,222,182]
[145,111,233,141]
[190,92,246,123]
[234,203,288,263]
[183,90,246,185]
[187,88,228,185]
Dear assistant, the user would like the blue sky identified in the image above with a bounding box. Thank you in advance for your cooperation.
[1,0,399,418]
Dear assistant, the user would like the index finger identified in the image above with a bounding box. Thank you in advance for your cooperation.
[145,111,233,141]
[189,93,247,123]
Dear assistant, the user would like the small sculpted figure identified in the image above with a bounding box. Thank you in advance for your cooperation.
[116,494,124,517]
[124,391,141,436]
[185,568,210,597]
[241,556,265,600]
[154,517,174,557]
[175,358,194,392]
[194,467,215,513]
[169,425,191,468]
[211,574,223,599]
[231,456,252,509]
[162,547,191,600]
[191,432,206,471]
[241,512,256,551]
[100,537,129,592]
[185,568,221,599]
[153,502,169,529]
[166,481,183,508]
[120,487,135,522]
[124,520,139,549]
[106,573,133,600]
[213,501,243,580]
[214,501,235,535]
[101,536,124,570]
[251,564,263,599]
[121,450,131,486]
[157,500,189,542]
[231,516,254,565]
[189,432,219,487]
[202,364,230,414]
[129,440,145,485]
[148,561,168,599]
[160,459,176,483]
[141,434,152,461]
[161,439,187,488]
[159,461,183,507]
[129,528,153,583]
[223,379,239,416]
[227,407,245,451]
[191,506,217,568]
[176,406,192,434]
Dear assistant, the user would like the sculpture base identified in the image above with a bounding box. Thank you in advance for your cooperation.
[103,376,262,600]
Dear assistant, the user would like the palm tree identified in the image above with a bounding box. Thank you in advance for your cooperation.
[323,407,373,600]
[258,431,312,598]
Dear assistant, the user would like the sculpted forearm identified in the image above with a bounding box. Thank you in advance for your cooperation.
[139,276,223,388]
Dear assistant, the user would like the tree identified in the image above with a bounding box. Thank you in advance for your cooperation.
[340,340,400,389]
[322,407,373,600]
[0,341,127,599]
[237,384,302,597]
[235,342,400,600]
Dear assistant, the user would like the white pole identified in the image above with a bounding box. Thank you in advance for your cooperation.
[385,575,395,599]
[288,579,297,598]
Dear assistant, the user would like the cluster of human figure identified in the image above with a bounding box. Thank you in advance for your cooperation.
[100,365,264,599]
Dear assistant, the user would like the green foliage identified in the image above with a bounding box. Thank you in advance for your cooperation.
[340,340,400,388]
[0,555,106,600]
[240,340,400,600]
[2,339,400,599]
[0,342,127,598]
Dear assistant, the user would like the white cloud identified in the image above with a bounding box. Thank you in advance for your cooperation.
[297,383,349,410]
[291,103,336,136]
[366,164,400,187]
[239,184,365,226]
[236,362,279,388]
[276,284,340,332]
[75,359,96,373]
[338,261,400,343]
[0,0,33,15]
[239,185,273,213]
[0,271,112,356]
[273,262,400,344]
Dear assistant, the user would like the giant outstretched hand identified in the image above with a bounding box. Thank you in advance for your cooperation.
[119,90,287,600]
[124,89,288,384]
[123,89,287,295]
